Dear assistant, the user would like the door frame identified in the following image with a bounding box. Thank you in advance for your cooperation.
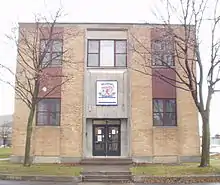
[106,124,121,156]
[92,119,121,156]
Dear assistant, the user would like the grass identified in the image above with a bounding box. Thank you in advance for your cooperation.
[131,158,220,176]
[0,161,82,176]
[0,147,11,158]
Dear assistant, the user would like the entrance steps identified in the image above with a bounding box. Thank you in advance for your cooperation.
[81,171,132,183]
[80,158,133,165]
[80,158,133,182]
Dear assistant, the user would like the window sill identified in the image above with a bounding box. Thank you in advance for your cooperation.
[153,126,177,128]
[35,125,61,128]
[86,66,127,69]
[151,65,175,69]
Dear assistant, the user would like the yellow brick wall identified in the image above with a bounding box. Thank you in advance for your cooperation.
[12,25,85,158]
[33,127,60,156]
[174,26,200,156]
[12,26,37,156]
[129,26,153,157]
[129,25,200,159]
[152,127,178,156]
[59,27,84,157]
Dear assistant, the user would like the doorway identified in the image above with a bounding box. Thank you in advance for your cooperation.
[92,120,121,156]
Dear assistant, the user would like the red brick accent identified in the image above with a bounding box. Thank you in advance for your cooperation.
[38,68,62,98]
[152,68,176,98]
[40,27,64,40]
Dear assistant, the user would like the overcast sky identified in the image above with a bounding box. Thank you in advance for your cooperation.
[0,0,219,135]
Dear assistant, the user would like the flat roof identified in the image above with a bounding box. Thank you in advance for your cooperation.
[18,22,192,27]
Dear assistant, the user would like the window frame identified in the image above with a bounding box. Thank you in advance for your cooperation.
[153,98,177,126]
[87,39,127,68]
[36,98,61,126]
[87,39,100,67]
[114,40,127,67]
[151,39,175,67]
[40,39,63,68]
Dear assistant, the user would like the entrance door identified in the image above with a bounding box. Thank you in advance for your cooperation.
[93,123,120,156]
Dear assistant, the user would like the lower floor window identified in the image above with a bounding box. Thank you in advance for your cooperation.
[153,99,176,126]
[36,98,61,126]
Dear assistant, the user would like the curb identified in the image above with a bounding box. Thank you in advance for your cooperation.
[0,174,220,183]
[0,174,82,182]
[133,175,220,184]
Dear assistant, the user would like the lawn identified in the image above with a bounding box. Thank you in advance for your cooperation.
[0,161,82,176]
[131,158,220,176]
[0,147,11,158]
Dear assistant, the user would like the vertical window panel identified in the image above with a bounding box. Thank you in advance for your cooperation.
[153,113,164,126]
[88,40,99,53]
[115,41,127,53]
[166,99,176,112]
[152,54,163,66]
[153,99,163,112]
[88,54,99,67]
[115,54,126,67]
[100,40,114,66]
[52,40,63,52]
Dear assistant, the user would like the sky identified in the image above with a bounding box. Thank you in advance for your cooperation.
[0,0,219,136]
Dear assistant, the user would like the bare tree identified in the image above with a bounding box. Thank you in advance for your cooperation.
[0,9,79,166]
[0,122,12,147]
[130,0,220,167]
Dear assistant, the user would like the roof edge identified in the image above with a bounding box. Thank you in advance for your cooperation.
[18,22,195,27]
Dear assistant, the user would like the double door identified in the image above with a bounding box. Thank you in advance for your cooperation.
[93,123,120,156]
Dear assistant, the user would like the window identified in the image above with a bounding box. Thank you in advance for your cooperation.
[152,40,174,66]
[88,40,99,67]
[36,98,60,126]
[40,39,63,67]
[153,99,176,126]
[115,40,127,67]
[100,40,114,66]
[87,40,127,67]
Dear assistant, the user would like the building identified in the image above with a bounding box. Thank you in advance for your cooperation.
[11,23,200,164]
[0,115,12,146]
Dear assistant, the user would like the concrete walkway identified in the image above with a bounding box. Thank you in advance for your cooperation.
[0,158,9,161]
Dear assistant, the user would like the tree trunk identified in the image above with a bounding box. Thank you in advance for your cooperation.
[199,111,210,167]
[23,105,35,166]
[3,138,6,147]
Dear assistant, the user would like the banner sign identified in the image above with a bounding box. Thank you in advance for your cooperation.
[96,80,118,105]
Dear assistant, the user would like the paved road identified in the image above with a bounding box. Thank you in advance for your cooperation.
[0,181,75,185]
[0,182,220,185]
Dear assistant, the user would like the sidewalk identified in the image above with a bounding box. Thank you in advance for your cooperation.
[0,158,9,161]
[0,174,81,182]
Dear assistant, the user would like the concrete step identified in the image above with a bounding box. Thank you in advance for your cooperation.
[83,178,131,183]
[82,171,131,175]
[82,175,132,183]
[80,158,133,165]
[83,175,131,179]
[81,170,132,182]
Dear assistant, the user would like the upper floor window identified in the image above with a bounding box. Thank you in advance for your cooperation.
[87,40,127,67]
[36,98,61,126]
[40,39,63,67]
[152,40,174,66]
[153,99,176,126]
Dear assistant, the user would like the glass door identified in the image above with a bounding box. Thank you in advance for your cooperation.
[92,121,121,156]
